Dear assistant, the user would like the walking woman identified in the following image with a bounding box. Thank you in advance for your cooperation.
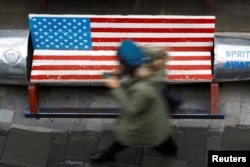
[89,40,177,163]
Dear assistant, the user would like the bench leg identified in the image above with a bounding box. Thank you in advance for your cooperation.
[210,82,219,115]
[28,85,39,114]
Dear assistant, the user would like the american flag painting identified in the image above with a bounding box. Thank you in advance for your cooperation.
[29,14,215,83]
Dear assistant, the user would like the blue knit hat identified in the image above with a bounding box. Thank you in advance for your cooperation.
[117,40,145,67]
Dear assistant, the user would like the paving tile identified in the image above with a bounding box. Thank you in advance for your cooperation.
[176,128,207,162]
[240,103,250,125]
[141,155,188,167]
[46,132,94,167]
[0,136,7,159]
[47,133,71,167]
[71,119,88,131]
[47,86,79,107]
[93,162,131,167]
[102,119,117,131]
[0,85,8,97]
[0,130,8,136]
[0,109,15,124]
[47,157,88,167]
[0,163,25,167]
[0,86,27,111]
[0,130,8,157]
[206,132,222,150]
[0,97,3,108]
[26,118,73,132]
[49,133,69,158]
[1,128,53,167]
[96,131,143,167]
[76,87,96,108]
[46,157,65,167]
[222,126,250,150]
[65,131,99,161]
[188,161,207,167]
[86,119,103,132]
[39,86,51,106]
[63,158,89,167]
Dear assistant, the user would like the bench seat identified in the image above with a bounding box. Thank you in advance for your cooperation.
[29,14,215,84]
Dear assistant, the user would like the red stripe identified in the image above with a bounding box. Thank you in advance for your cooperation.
[32,65,210,71]
[33,56,211,61]
[32,65,119,70]
[31,75,102,80]
[170,56,211,61]
[33,54,211,61]
[91,37,213,43]
[168,46,213,52]
[92,46,213,52]
[167,65,211,70]
[90,17,215,24]
[33,55,118,61]
[168,75,212,80]
[30,74,212,82]
[91,28,215,33]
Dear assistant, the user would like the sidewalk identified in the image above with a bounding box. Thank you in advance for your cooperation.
[0,126,250,167]
[0,85,249,167]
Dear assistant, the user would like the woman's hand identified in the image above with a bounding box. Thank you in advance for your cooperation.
[104,77,120,89]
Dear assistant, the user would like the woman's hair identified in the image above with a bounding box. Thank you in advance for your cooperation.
[120,65,138,75]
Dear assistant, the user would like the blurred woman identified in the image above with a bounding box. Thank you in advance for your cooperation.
[89,40,177,163]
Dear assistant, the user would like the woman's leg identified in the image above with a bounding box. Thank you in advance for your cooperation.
[154,136,178,156]
[89,140,127,162]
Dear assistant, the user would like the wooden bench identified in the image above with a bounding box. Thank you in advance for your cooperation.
[27,14,219,118]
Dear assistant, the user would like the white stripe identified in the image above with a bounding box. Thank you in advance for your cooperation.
[168,52,210,56]
[91,23,215,29]
[31,70,110,75]
[34,50,117,56]
[30,79,105,83]
[33,51,211,57]
[31,69,211,76]
[92,42,213,47]
[91,32,214,38]
[29,14,215,19]
[32,60,119,66]
[32,59,211,66]
[167,60,211,65]
[167,70,211,75]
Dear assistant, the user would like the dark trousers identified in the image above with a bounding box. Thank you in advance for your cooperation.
[154,136,177,155]
[102,141,127,157]
[104,136,177,157]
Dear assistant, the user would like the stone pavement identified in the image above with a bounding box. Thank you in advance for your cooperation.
[0,126,250,167]
[0,85,249,167]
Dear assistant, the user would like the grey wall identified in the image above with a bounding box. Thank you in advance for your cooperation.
[1,0,250,31]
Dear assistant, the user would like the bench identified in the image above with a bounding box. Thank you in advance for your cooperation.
[27,14,220,118]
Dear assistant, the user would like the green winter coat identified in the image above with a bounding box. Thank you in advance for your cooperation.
[110,50,173,147]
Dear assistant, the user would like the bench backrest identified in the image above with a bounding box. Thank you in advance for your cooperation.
[29,14,215,84]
